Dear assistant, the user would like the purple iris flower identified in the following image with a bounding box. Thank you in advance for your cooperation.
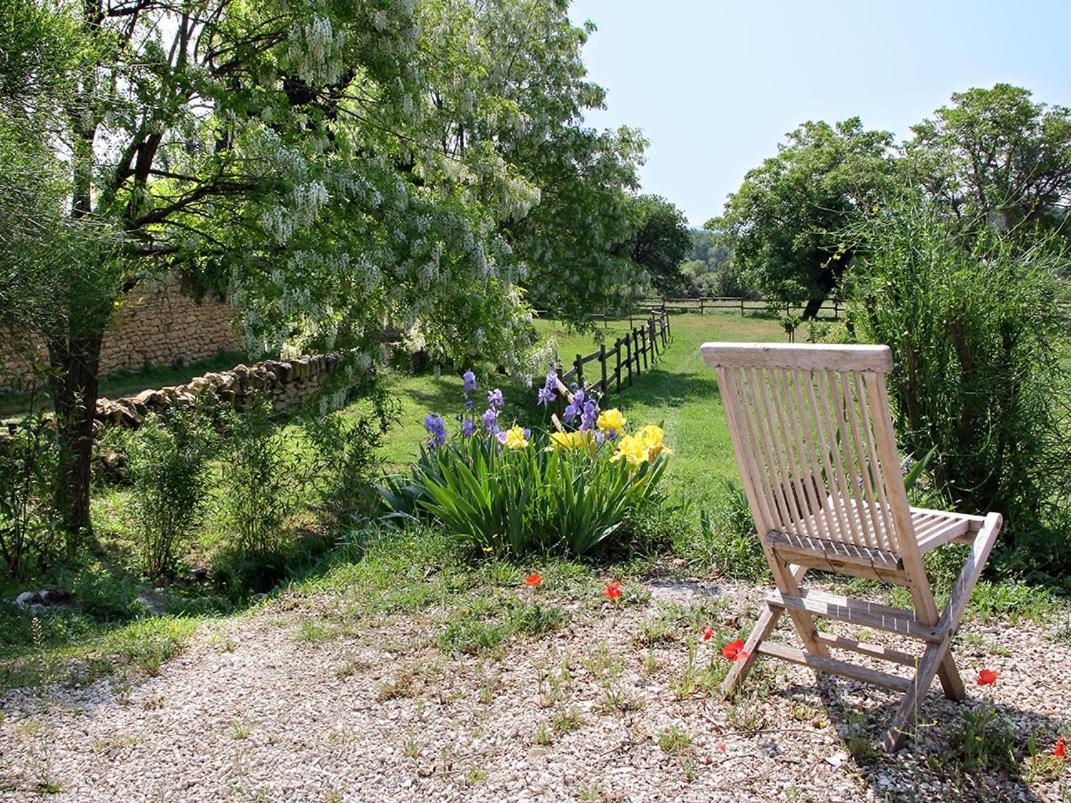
[424,414,448,448]
[482,407,500,434]
[487,388,504,409]
[461,417,475,438]
[594,430,605,445]
[462,370,477,393]
[563,388,584,422]
[465,398,474,410]
[579,400,598,432]
[537,370,558,406]
[523,428,531,441]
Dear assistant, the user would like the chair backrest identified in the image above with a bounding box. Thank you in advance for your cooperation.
[700,342,919,565]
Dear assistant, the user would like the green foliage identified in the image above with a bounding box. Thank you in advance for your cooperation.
[675,227,752,298]
[716,118,895,316]
[906,84,1071,239]
[850,199,1071,555]
[691,482,767,582]
[216,395,300,562]
[123,408,216,578]
[620,195,692,295]
[301,386,399,527]
[0,412,59,577]
[392,432,667,558]
[956,704,1018,773]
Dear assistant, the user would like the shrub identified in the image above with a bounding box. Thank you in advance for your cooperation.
[301,384,398,527]
[216,394,299,561]
[124,408,215,578]
[849,200,1071,555]
[381,372,669,557]
[0,413,59,578]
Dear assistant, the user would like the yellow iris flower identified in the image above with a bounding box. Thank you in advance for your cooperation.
[548,430,595,453]
[596,408,627,437]
[611,424,672,465]
[501,425,529,450]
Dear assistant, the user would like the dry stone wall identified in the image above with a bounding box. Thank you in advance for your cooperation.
[94,352,346,430]
[0,274,242,392]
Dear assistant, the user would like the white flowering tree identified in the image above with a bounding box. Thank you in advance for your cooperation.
[0,0,646,541]
[0,0,646,537]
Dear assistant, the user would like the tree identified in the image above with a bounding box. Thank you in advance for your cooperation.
[716,119,895,317]
[618,195,691,295]
[0,0,642,537]
[905,84,1071,237]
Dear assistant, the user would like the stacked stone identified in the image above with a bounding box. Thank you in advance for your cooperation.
[92,353,345,430]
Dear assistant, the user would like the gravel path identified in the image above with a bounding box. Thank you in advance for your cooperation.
[1,578,1069,802]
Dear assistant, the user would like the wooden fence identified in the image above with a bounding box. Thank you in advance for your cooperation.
[555,310,670,410]
[641,296,843,319]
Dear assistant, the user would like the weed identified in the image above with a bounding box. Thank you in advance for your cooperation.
[658,726,692,753]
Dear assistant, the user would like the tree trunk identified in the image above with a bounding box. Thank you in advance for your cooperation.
[48,331,103,543]
[802,295,826,319]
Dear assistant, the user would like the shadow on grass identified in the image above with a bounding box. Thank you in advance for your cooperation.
[615,366,722,410]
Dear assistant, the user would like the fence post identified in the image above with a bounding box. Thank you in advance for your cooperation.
[625,335,633,386]
[665,312,671,339]
[632,329,641,375]
[640,328,648,370]
[574,353,584,392]
[599,343,608,401]
[648,318,656,359]
[615,338,623,393]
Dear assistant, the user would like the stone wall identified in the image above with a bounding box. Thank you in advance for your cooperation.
[0,274,243,392]
[93,352,348,430]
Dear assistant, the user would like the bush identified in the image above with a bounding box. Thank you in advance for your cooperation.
[123,408,215,578]
[0,413,60,578]
[301,384,398,527]
[381,373,669,557]
[216,394,300,561]
[849,200,1071,556]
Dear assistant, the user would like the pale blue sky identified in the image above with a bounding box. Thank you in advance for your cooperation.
[569,0,1071,226]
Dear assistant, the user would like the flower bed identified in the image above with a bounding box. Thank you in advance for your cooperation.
[382,370,671,557]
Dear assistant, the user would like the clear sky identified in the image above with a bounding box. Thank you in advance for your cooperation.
[568,0,1071,226]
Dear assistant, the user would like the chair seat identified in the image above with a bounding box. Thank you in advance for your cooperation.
[765,500,981,568]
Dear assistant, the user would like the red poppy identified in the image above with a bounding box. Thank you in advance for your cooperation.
[722,639,748,661]
[714,743,726,752]
[524,572,543,587]
[1053,737,1066,758]
[976,668,999,686]
[603,581,622,600]
[702,627,714,641]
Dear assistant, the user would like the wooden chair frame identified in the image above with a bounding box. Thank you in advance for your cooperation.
[700,342,1002,751]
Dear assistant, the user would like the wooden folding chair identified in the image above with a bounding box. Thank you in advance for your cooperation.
[699,342,1002,751]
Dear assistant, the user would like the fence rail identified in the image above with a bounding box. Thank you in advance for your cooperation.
[641,296,843,319]
[555,310,669,412]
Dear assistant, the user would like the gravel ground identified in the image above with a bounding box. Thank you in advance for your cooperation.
[1,578,1069,802]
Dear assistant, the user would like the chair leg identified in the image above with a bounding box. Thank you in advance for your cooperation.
[772,558,829,659]
[721,603,781,698]
[884,513,1002,750]
[936,649,966,700]
[882,635,952,752]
